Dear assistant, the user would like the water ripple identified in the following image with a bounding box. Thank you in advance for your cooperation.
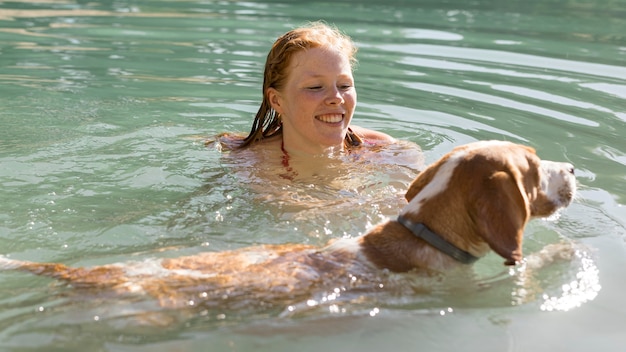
[375,43,626,79]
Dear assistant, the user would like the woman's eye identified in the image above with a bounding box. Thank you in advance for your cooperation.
[305,84,352,91]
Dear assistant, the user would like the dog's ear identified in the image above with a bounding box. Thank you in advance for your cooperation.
[470,170,529,265]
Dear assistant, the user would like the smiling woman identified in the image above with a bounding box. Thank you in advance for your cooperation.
[215,22,421,162]
[269,46,359,155]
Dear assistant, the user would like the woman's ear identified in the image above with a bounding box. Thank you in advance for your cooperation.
[267,88,284,115]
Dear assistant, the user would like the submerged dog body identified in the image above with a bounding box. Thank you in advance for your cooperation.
[0,141,576,308]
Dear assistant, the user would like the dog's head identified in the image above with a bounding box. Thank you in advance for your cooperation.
[401,141,576,265]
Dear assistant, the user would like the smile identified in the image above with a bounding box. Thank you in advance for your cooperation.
[315,114,344,123]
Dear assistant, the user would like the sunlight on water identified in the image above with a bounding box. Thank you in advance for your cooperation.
[539,250,601,312]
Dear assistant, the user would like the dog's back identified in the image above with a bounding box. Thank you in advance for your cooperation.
[0,242,371,308]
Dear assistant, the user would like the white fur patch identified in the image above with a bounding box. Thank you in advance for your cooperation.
[324,237,362,254]
[400,149,466,216]
[323,237,374,268]
[539,160,576,207]
[122,259,217,279]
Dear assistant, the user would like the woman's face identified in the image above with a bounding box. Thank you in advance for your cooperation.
[268,47,356,155]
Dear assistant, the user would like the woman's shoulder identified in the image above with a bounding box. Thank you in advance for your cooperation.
[349,125,396,143]
[348,125,424,171]
[206,132,280,151]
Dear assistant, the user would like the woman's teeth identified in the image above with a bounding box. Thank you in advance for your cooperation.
[316,114,343,123]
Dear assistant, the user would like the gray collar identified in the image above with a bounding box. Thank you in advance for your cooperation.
[396,215,479,264]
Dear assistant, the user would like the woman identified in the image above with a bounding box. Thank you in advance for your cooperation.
[203,22,423,235]
[218,22,400,161]
[214,22,422,182]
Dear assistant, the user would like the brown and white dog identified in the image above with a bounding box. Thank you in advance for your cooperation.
[0,141,576,309]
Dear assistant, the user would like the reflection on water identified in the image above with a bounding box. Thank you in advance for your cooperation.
[538,249,601,312]
[167,139,422,246]
[504,242,602,312]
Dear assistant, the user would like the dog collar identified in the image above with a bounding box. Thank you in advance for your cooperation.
[397,215,479,264]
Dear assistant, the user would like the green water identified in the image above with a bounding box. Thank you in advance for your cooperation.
[1,0,625,351]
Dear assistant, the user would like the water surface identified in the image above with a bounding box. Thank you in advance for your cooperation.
[1,0,625,351]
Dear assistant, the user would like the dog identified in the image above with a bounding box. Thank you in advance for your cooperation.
[0,141,576,310]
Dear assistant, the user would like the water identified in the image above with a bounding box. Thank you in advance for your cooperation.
[1,0,625,351]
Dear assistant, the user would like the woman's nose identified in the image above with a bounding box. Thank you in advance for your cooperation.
[326,87,344,105]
